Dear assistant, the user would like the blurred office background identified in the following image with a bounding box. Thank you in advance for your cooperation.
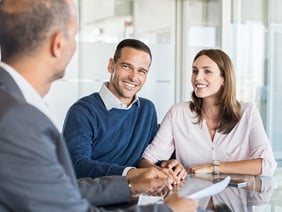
[44,0,282,164]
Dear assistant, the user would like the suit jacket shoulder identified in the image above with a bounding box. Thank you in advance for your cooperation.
[0,68,171,212]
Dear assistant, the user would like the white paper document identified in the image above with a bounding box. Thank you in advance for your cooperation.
[137,195,163,206]
[138,176,231,206]
[186,176,230,199]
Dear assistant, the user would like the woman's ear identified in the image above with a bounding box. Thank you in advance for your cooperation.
[221,79,225,87]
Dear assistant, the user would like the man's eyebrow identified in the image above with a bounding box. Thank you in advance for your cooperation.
[120,62,131,66]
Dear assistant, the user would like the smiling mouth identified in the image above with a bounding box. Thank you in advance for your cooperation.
[195,84,207,89]
[123,81,137,89]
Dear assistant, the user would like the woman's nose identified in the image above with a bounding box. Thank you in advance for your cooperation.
[195,71,204,80]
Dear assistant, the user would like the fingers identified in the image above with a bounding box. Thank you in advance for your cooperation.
[172,165,187,180]
[128,166,188,196]
[161,160,187,182]
[129,167,176,195]
[130,175,173,195]
[159,168,178,188]
[147,167,178,191]
[146,177,173,195]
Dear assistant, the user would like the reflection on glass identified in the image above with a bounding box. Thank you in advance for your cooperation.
[177,174,275,212]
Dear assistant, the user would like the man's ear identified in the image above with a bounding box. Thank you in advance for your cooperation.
[50,32,64,58]
[107,58,114,73]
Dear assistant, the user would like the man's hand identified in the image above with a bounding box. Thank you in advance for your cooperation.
[127,167,174,196]
[138,158,185,184]
[160,159,187,182]
[164,193,197,212]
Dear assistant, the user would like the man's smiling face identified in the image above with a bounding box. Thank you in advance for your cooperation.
[108,47,151,106]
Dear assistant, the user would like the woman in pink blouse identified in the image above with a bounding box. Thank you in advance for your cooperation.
[139,49,277,177]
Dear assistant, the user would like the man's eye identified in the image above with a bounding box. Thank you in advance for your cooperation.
[139,70,147,75]
[122,64,130,69]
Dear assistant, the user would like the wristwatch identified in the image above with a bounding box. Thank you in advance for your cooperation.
[213,160,221,174]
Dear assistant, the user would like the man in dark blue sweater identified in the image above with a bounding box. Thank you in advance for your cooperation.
[63,39,159,180]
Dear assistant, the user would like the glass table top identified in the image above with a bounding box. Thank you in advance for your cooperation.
[175,167,282,212]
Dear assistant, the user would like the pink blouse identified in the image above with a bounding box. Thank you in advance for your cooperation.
[142,102,277,176]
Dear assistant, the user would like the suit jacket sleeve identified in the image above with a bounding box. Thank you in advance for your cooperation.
[78,176,131,206]
[0,98,172,212]
[78,177,172,212]
[0,101,91,211]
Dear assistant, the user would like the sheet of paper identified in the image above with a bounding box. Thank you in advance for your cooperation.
[137,176,231,206]
[187,176,230,199]
[137,195,162,206]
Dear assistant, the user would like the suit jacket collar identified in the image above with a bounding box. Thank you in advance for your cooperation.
[0,66,25,101]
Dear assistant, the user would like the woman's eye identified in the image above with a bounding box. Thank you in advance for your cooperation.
[192,69,198,74]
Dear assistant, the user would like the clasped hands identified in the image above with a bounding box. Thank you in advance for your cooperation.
[126,160,198,212]
[126,159,187,196]
[127,160,216,196]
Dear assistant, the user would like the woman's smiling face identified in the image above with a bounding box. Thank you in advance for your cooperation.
[191,54,224,100]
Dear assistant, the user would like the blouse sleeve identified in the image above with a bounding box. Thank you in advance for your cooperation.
[142,107,176,163]
[247,104,277,176]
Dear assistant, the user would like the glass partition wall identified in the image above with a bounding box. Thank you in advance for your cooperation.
[232,0,282,161]
[77,0,176,124]
[45,0,282,163]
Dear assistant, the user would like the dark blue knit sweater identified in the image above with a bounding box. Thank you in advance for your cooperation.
[62,93,158,178]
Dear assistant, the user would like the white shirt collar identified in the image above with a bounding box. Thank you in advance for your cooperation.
[99,82,140,111]
[0,62,57,127]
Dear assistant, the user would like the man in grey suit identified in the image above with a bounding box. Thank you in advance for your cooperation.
[0,0,197,211]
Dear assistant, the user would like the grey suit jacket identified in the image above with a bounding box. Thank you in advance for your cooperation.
[0,67,171,212]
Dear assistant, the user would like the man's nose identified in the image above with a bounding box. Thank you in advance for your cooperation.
[128,69,138,80]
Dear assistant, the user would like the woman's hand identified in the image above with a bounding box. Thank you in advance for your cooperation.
[160,159,187,182]
[188,163,213,174]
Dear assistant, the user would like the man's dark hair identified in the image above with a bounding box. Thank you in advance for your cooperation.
[113,38,152,64]
[0,0,70,62]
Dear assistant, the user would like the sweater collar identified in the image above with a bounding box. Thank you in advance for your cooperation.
[99,81,140,111]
